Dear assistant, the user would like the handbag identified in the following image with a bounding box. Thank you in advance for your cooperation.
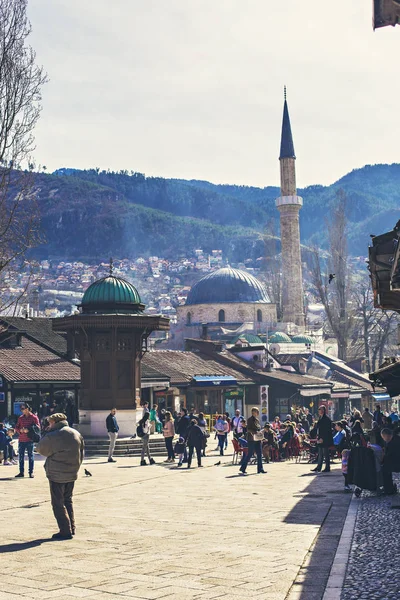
[253,431,264,442]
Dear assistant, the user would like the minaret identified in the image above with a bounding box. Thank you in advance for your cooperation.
[275,87,305,328]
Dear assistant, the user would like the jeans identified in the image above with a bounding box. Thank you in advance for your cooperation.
[317,445,330,471]
[141,434,152,461]
[224,432,228,449]
[18,441,34,474]
[217,435,225,456]
[108,432,118,459]
[165,436,175,460]
[49,480,75,535]
[240,440,263,473]
[188,444,202,467]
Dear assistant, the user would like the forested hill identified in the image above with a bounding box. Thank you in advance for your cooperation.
[32,163,400,261]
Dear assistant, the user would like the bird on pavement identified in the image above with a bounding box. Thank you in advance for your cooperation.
[214,461,221,466]
[84,469,92,477]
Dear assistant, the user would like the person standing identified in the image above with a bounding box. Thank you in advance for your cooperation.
[176,408,190,462]
[186,419,204,468]
[232,409,243,439]
[239,407,265,475]
[311,405,333,473]
[362,407,373,430]
[139,412,155,466]
[150,404,162,434]
[36,413,84,539]
[381,428,400,495]
[162,411,175,462]
[106,408,119,463]
[197,412,208,457]
[214,415,228,456]
[15,404,40,478]
[373,404,384,427]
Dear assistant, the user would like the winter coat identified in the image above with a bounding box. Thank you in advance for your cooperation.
[362,410,373,430]
[246,415,261,442]
[176,415,190,438]
[163,420,175,438]
[347,446,377,491]
[186,423,204,447]
[36,421,84,483]
[383,435,400,472]
[316,414,333,447]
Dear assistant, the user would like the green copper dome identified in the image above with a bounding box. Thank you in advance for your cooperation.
[80,276,144,314]
[269,332,292,344]
[291,335,315,345]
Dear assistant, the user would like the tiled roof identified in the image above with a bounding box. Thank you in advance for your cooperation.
[143,350,255,386]
[0,337,80,383]
[258,369,332,388]
[141,363,170,383]
[1,317,67,356]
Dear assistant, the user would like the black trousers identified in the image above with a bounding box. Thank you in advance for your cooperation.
[188,444,202,466]
[49,480,75,535]
[382,463,396,494]
[165,436,175,460]
[317,446,330,471]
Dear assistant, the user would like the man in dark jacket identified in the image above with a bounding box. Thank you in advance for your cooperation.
[37,413,84,539]
[312,406,333,473]
[106,408,119,463]
[176,408,190,439]
[381,428,400,494]
[373,404,384,427]
[186,420,204,468]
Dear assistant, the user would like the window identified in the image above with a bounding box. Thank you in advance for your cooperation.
[257,309,262,322]
[117,337,132,351]
[186,312,192,325]
[95,336,110,352]
[218,309,225,322]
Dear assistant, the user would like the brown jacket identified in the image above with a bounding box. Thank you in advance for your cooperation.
[36,421,84,483]
[246,415,261,442]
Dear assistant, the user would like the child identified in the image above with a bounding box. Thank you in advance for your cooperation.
[174,436,186,467]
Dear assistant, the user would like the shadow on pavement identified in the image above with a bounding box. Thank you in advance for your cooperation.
[0,538,52,553]
[283,469,352,599]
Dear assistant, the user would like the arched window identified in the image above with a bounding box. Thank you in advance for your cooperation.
[186,312,192,325]
[218,309,225,322]
[257,309,262,323]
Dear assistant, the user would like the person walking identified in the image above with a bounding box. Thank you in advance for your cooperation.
[36,413,84,539]
[163,411,175,462]
[106,408,119,463]
[311,405,333,473]
[186,419,204,468]
[239,407,265,475]
[224,413,231,450]
[15,404,40,478]
[197,412,208,456]
[139,412,155,466]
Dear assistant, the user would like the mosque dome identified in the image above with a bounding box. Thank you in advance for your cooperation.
[291,335,315,345]
[185,267,270,306]
[80,275,143,314]
[268,332,292,344]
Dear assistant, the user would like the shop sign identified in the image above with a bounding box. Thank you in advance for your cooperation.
[259,385,269,425]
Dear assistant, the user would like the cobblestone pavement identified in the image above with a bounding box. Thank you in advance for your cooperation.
[0,450,351,600]
[341,475,400,600]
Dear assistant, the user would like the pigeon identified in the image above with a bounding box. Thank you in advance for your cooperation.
[84,469,92,477]
[214,461,221,466]
[328,273,336,284]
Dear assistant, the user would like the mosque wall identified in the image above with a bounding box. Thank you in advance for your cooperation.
[176,302,277,328]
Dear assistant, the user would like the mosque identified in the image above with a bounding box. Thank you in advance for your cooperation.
[171,90,308,348]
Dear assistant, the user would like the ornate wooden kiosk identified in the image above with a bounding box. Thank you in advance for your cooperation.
[53,270,169,436]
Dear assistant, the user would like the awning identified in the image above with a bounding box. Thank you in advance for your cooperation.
[300,387,331,397]
[372,393,391,402]
[332,392,349,398]
[141,381,170,389]
[192,375,237,387]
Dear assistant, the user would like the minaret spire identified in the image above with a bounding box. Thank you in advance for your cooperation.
[275,90,305,328]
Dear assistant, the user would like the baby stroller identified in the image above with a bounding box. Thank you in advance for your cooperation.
[346,445,383,498]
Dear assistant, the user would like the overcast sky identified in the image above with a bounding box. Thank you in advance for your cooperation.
[28,0,400,188]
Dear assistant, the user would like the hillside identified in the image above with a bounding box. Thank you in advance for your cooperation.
[29,163,400,261]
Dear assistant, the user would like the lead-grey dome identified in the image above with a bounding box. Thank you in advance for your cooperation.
[185,267,271,306]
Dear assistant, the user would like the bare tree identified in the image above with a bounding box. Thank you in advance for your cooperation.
[0,0,47,311]
[309,190,354,360]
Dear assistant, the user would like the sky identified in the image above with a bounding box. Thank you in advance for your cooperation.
[28,0,400,188]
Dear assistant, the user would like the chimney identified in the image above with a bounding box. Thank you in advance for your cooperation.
[201,324,208,340]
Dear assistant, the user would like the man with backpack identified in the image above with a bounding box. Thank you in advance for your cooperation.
[15,404,40,478]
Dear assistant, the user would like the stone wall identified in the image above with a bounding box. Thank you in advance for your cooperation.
[177,301,277,328]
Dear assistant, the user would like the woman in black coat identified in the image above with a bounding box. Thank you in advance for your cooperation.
[186,420,204,468]
[311,406,333,473]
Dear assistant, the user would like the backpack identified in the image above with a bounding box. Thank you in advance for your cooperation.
[27,424,41,443]
[136,422,144,438]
